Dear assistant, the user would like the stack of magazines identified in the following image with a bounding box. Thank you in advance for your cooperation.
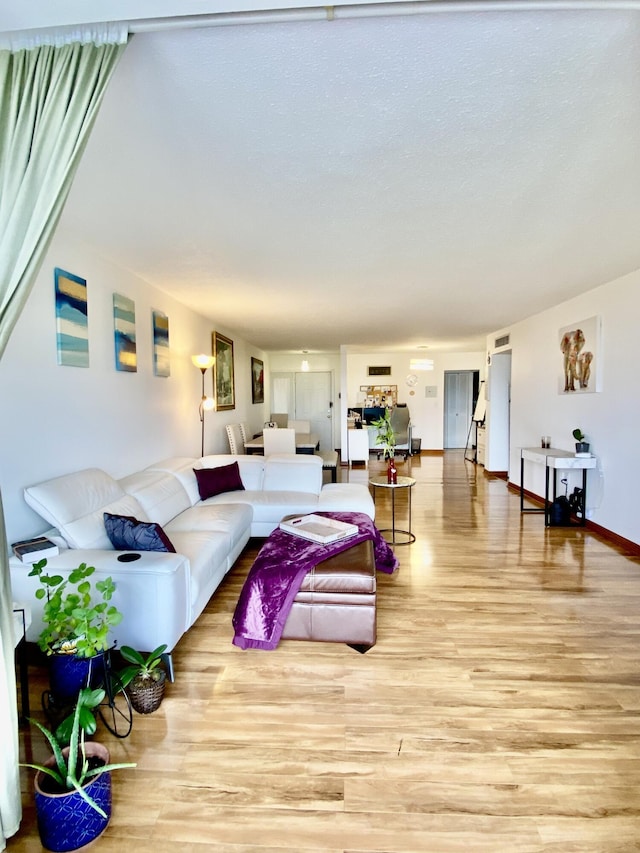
[12,536,59,563]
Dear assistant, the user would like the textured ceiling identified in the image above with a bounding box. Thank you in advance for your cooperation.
[13,4,640,352]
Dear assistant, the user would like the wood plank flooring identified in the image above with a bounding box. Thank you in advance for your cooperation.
[10,451,640,852]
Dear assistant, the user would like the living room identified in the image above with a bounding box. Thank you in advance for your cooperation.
[2,2,640,849]
[0,227,638,552]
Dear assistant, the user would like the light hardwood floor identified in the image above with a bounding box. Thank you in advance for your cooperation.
[11,452,640,852]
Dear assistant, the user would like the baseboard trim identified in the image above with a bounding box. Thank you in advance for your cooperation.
[507,481,640,556]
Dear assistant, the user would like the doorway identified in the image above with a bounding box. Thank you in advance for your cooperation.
[295,371,333,451]
[444,370,479,449]
[270,371,334,451]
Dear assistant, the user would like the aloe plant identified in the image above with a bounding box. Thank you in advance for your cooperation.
[21,687,136,818]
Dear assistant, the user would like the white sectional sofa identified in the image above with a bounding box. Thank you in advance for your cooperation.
[10,453,374,662]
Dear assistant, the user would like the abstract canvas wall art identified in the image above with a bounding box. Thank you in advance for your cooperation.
[152,310,170,377]
[54,268,89,367]
[113,293,137,372]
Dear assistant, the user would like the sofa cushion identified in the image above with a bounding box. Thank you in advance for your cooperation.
[194,462,244,500]
[262,454,322,495]
[104,513,176,553]
[166,503,253,552]
[204,490,319,523]
[119,470,191,526]
[317,483,375,520]
[168,529,230,612]
[145,457,201,506]
[23,468,148,550]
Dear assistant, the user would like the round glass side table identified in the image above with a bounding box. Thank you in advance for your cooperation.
[369,475,416,545]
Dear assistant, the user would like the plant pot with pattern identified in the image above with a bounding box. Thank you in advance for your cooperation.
[29,559,123,717]
[119,644,168,714]
[22,687,136,852]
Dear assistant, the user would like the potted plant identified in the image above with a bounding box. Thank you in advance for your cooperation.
[22,686,136,852]
[29,559,123,704]
[118,644,168,714]
[371,408,398,483]
[572,428,590,455]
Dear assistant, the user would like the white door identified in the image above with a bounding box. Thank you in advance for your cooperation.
[444,371,474,448]
[294,371,333,451]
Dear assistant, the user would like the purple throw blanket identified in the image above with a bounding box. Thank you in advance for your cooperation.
[232,512,398,651]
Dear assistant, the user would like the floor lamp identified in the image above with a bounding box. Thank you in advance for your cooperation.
[192,354,215,456]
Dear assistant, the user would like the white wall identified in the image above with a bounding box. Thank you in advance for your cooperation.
[343,350,485,458]
[0,232,266,544]
[486,270,639,546]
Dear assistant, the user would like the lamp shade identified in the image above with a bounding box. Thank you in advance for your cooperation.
[192,353,215,370]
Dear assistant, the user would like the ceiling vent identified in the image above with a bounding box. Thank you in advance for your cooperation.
[494,334,510,349]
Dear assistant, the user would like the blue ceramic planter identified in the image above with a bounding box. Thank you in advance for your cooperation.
[49,653,105,705]
[35,743,111,852]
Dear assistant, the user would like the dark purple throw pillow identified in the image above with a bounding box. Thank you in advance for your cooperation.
[103,512,176,552]
[193,462,245,500]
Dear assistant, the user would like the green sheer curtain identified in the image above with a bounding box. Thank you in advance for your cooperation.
[0,26,128,849]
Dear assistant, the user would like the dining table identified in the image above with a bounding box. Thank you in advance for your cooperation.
[244,432,320,455]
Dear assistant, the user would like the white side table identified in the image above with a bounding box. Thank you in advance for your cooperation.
[369,475,416,545]
[520,447,597,526]
[13,602,32,722]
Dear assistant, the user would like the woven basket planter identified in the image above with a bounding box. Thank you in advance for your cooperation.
[127,670,166,714]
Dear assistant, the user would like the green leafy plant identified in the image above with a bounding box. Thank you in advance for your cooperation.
[29,559,123,658]
[572,428,586,442]
[21,687,136,818]
[118,644,167,689]
[371,408,396,460]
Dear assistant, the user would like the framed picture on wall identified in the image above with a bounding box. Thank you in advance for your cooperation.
[54,267,89,367]
[251,356,264,404]
[558,316,602,394]
[152,310,170,377]
[113,293,137,372]
[213,331,235,410]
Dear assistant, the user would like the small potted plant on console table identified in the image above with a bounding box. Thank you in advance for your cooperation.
[572,428,590,455]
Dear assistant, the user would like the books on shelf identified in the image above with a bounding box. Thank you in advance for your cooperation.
[279,514,359,545]
[12,536,59,563]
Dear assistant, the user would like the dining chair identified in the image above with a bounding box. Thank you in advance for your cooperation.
[288,419,310,433]
[225,424,245,455]
[269,413,289,429]
[262,428,296,455]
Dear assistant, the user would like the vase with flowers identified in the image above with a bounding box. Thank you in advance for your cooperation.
[372,409,397,483]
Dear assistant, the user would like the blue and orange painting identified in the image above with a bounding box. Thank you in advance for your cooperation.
[113,293,137,372]
[55,268,89,367]
[152,310,170,377]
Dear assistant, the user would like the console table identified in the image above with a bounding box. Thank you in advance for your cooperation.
[520,447,597,527]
